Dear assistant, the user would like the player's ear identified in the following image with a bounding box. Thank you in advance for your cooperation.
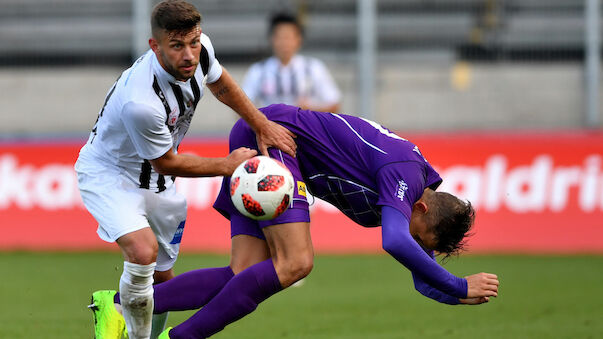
[414,200,428,215]
[149,37,159,52]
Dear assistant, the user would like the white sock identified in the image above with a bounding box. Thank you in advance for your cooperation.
[120,261,156,339]
[150,312,169,339]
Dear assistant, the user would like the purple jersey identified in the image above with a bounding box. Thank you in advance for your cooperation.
[259,104,442,226]
[214,104,467,303]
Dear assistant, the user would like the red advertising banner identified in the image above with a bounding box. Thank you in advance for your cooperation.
[1,131,602,254]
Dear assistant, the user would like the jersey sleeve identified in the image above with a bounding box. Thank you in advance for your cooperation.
[200,33,223,84]
[242,62,263,102]
[310,58,341,105]
[381,206,468,299]
[375,161,426,221]
[121,101,173,160]
[411,250,461,305]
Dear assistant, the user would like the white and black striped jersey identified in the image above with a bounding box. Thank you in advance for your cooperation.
[76,33,222,192]
[242,55,340,108]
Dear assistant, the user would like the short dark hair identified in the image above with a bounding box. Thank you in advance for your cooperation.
[269,12,303,36]
[426,191,475,258]
[151,0,202,38]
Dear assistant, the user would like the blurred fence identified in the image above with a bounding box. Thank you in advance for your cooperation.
[0,0,601,135]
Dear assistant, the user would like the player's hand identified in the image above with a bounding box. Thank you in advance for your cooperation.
[224,147,257,176]
[465,272,499,298]
[459,296,490,305]
[255,120,296,158]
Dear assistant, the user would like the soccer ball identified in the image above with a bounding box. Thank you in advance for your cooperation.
[230,156,294,220]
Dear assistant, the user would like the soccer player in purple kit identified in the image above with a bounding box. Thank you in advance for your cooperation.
[144,103,500,338]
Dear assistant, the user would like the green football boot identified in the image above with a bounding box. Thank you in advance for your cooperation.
[158,327,173,339]
[88,290,128,339]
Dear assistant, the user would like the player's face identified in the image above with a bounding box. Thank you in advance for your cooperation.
[150,26,201,81]
[271,23,302,63]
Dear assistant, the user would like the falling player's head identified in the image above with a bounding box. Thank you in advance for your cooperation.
[269,13,303,64]
[149,0,202,81]
[410,189,475,257]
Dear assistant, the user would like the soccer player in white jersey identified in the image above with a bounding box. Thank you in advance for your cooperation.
[74,1,295,339]
[242,13,341,113]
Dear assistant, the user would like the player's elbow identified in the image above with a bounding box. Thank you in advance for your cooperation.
[152,164,171,175]
[149,158,174,176]
[149,150,179,176]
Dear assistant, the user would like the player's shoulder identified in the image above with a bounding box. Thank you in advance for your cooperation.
[252,56,278,70]
[200,32,212,44]
[121,99,165,126]
[200,32,216,54]
[118,51,156,94]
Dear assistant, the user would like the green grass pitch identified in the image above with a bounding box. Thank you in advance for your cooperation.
[1,252,602,338]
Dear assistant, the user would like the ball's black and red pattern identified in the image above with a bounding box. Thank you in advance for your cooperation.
[257,175,285,192]
[230,156,294,221]
[241,193,265,217]
[244,157,260,173]
[273,194,290,218]
[230,177,240,196]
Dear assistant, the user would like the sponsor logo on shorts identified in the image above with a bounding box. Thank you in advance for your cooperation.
[170,220,186,244]
[297,181,307,197]
[396,180,408,202]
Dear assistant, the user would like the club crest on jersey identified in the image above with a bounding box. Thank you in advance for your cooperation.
[168,108,179,126]
[396,179,408,202]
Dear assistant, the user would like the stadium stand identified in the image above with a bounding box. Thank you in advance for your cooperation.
[0,0,592,65]
[0,0,598,134]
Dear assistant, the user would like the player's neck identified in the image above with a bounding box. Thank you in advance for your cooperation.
[277,55,294,66]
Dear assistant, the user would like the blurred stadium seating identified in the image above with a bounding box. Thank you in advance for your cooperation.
[0,0,600,135]
[0,0,592,63]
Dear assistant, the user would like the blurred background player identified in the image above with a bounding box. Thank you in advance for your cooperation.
[75,1,294,338]
[113,104,498,339]
[242,13,341,113]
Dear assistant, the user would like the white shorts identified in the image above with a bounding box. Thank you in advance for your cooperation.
[76,159,187,272]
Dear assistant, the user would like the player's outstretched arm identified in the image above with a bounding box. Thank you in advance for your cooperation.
[207,67,297,157]
[381,206,499,302]
[411,271,460,305]
[150,147,256,177]
[381,206,468,299]
[411,251,496,305]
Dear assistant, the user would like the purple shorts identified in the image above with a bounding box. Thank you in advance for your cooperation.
[213,119,310,240]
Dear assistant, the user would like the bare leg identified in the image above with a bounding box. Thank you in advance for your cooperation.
[230,234,271,274]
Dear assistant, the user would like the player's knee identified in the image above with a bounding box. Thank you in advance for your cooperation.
[295,255,314,280]
[279,253,314,286]
[118,228,159,265]
[125,242,158,265]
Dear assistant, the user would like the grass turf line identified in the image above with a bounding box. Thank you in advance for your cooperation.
[0,252,601,338]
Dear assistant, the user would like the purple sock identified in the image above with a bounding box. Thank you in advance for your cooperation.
[169,259,282,339]
[113,266,234,313]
